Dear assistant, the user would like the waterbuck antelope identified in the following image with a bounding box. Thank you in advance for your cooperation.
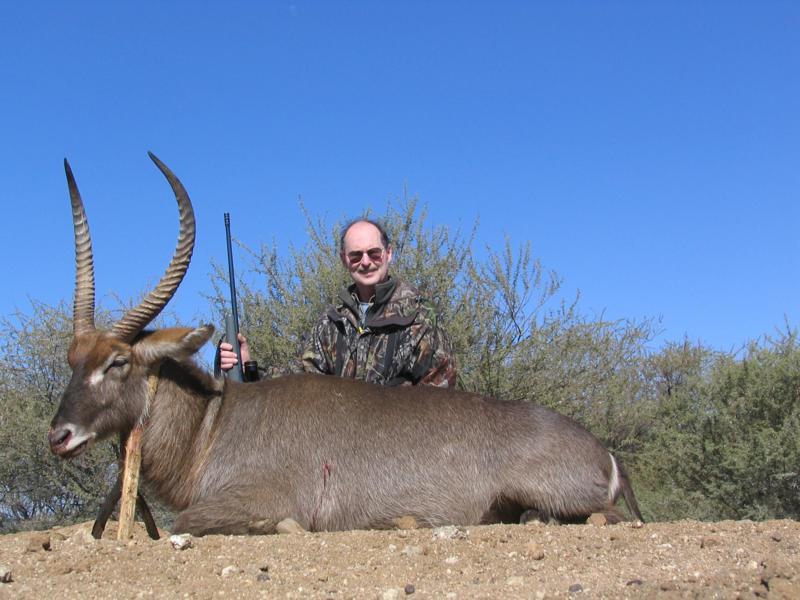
[49,153,643,536]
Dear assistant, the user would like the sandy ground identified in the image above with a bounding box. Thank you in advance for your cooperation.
[0,518,798,599]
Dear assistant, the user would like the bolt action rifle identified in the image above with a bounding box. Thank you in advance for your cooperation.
[222,213,259,382]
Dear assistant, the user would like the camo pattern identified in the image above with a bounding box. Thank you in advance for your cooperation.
[297,278,456,387]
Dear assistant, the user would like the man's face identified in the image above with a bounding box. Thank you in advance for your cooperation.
[340,221,393,298]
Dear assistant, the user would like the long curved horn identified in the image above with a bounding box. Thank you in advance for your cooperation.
[111,152,196,342]
[65,159,96,336]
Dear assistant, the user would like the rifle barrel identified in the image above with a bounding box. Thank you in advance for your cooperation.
[224,213,240,333]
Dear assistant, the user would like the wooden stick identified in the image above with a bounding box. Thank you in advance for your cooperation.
[116,372,158,540]
[117,424,143,540]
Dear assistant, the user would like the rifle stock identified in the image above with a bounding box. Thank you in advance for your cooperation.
[224,313,243,381]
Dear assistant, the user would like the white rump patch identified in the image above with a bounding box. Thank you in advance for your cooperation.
[608,453,620,501]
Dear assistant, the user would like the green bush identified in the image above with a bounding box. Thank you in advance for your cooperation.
[2,200,796,530]
[636,333,799,521]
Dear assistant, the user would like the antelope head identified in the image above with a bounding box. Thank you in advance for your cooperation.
[48,153,212,458]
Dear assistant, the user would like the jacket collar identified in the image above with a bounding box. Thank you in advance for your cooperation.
[331,276,416,329]
[338,276,398,314]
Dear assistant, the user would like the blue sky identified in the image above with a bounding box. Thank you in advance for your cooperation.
[2,2,798,352]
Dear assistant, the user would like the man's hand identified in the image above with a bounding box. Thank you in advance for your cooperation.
[219,333,251,371]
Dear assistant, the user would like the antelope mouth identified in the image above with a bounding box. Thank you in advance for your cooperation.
[49,427,96,458]
[62,438,91,458]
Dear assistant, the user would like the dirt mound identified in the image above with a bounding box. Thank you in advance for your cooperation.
[0,519,798,598]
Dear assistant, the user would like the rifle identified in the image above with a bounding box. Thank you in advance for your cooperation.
[223,213,259,382]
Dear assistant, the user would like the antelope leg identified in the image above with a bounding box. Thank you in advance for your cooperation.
[92,475,122,539]
[136,493,160,540]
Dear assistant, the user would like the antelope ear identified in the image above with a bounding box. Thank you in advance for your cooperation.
[132,325,215,364]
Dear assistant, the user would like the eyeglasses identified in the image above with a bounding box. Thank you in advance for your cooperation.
[345,247,385,265]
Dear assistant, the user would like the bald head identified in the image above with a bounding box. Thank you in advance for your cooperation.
[340,220,393,301]
[340,218,390,252]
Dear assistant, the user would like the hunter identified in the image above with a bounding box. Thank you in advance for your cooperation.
[220,218,456,387]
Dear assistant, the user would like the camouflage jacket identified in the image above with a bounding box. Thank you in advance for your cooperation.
[298,277,457,387]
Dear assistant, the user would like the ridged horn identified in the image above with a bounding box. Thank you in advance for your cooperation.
[65,159,96,336]
[111,152,196,342]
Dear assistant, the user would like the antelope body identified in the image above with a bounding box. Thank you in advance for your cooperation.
[49,154,643,536]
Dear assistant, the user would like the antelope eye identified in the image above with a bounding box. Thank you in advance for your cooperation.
[109,356,129,369]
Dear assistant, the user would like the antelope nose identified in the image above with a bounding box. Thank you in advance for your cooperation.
[48,426,70,449]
